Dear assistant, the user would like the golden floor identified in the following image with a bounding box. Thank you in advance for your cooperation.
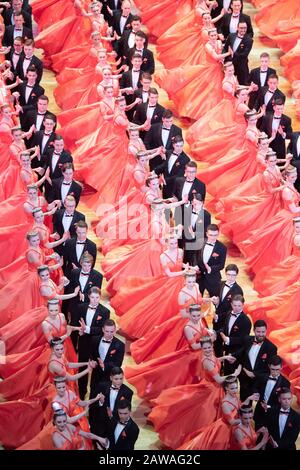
[37,1,299,450]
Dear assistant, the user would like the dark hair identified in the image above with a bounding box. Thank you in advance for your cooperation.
[141,72,152,81]
[207,223,219,232]
[135,30,147,41]
[223,375,238,391]
[53,409,67,425]
[200,337,213,348]
[260,52,270,59]
[38,94,49,102]
[193,193,203,202]
[62,162,74,172]
[44,113,56,123]
[89,286,101,296]
[54,133,63,141]
[27,64,37,74]
[162,109,173,119]
[273,98,284,107]
[110,367,124,376]
[189,303,201,313]
[232,294,245,304]
[254,319,267,329]
[149,87,158,96]
[186,161,197,169]
[277,387,292,397]
[50,337,63,349]
[24,38,34,47]
[268,73,278,81]
[239,405,253,416]
[103,319,116,328]
[225,264,239,274]
[172,135,184,145]
[13,11,24,18]
[117,399,131,411]
[131,15,141,23]
[75,220,88,230]
[268,355,282,366]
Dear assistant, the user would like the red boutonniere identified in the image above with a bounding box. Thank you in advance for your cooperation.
[58,163,63,168]
[121,431,127,438]
[120,396,125,400]
[212,253,219,258]
[31,93,36,97]
[107,407,112,418]
[288,422,293,428]
[110,349,116,355]
[281,125,285,129]
[227,294,232,299]
[175,162,180,167]
[261,353,267,360]
[233,325,239,331]
[97,315,102,321]
[154,114,158,119]
[240,44,244,48]
[69,191,74,196]
[143,58,148,62]
[192,189,196,194]
[197,219,203,224]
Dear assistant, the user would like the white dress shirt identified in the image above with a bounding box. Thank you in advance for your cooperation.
[227,312,240,336]
[259,70,268,87]
[62,212,73,232]
[51,152,60,173]
[14,28,23,39]
[114,422,126,443]
[84,306,96,334]
[263,377,277,403]
[221,283,233,301]
[229,15,240,34]
[264,90,274,106]
[131,69,140,89]
[12,52,20,69]
[279,409,289,437]
[98,338,111,362]
[146,105,156,120]
[191,211,199,228]
[109,388,119,413]
[181,180,193,199]
[167,153,178,173]
[41,133,50,154]
[128,31,136,49]
[61,180,71,202]
[297,136,300,158]
[272,115,281,133]
[114,0,119,8]
[203,243,214,264]
[79,271,89,292]
[120,16,127,35]
[142,90,149,103]
[75,240,85,263]
[23,57,32,77]
[248,342,262,369]
[25,85,32,103]
[161,127,170,147]
[232,36,242,53]
[36,113,45,131]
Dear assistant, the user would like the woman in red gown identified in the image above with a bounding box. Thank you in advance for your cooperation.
[241,165,300,274]
[253,217,300,296]
[215,148,286,247]
[130,271,213,363]
[232,406,269,450]
[281,39,300,83]
[178,377,259,450]
[155,29,232,121]
[147,338,242,448]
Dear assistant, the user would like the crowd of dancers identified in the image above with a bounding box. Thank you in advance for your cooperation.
[0,0,300,451]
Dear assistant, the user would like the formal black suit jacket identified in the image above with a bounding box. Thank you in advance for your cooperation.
[17,81,45,119]
[219,12,254,38]
[254,86,286,114]
[118,29,148,60]
[49,177,82,207]
[62,237,97,278]
[7,49,22,79]
[3,25,33,46]
[127,46,155,75]
[22,109,47,134]
[16,54,43,83]
[154,149,190,198]
[214,281,244,330]
[102,0,123,23]
[89,380,133,437]
[254,374,291,428]
[224,33,253,85]
[106,417,139,450]
[120,69,142,106]
[182,206,211,264]
[247,66,277,109]
[260,112,292,158]
[43,149,73,200]
[173,176,206,204]
[31,130,56,158]
[112,11,133,37]
[90,335,125,388]
[144,123,183,170]
[4,8,32,31]
[68,267,103,303]
[132,102,165,126]
[53,208,85,239]
[197,239,227,279]
[266,407,300,450]
[223,311,252,355]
